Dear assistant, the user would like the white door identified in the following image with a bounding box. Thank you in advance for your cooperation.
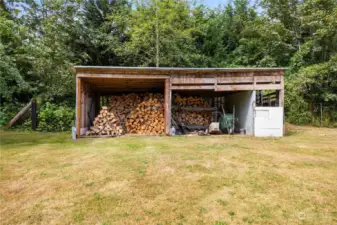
[254,107,284,137]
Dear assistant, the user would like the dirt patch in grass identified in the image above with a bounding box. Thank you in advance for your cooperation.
[1,125,337,224]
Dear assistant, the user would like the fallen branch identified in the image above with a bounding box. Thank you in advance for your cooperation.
[6,100,33,129]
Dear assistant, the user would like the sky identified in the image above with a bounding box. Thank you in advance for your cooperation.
[201,0,262,13]
[201,0,229,8]
[199,0,258,9]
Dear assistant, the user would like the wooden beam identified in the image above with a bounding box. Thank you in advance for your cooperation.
[255,75,282,82]
[215,84,254,91]
[255,84,282,90]
[171,77,215,84]
[77,73,169,79]
[164,79,171,135]
[76,77,82,137]
[171,85,214,90]
[279,76,284,106]
[217,76,254,83]
[82,83,86,129]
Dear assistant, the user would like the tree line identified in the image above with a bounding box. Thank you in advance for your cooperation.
[0,0,336,129]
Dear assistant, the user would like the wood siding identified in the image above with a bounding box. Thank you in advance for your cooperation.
[170,72,283,91]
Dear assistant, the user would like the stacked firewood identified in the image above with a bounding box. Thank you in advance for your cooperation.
[86,106,123,136]
[174,94,210,107]
[126,93,165,134]
[109,93,142,122]
[175,111,211,126]
[173,94,211,126]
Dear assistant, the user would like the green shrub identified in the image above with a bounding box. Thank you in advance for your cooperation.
[37,102,75,132]
[0,106,11,128]
[0,102,23,128]
[286,56,337,127]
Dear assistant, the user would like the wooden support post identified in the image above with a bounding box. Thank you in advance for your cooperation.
[279,74,285,135]
[164,78,171,135]
[279,75,284,107]
[76,77,82,137]
[82,83,86,129]
[31,99,37,130]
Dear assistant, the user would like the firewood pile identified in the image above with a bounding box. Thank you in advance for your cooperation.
[86,93,165,136]
[86,106,123,136]
[173,94,212,126]
[174,94,210,107]
[109,93,142,122]
[175,111,211,126]
[126,93,165,134]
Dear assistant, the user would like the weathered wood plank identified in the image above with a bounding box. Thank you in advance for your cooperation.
[211,82,281,91]
[77,73,169,79]
[279,76,284,106]
[81,83,86,129]
[87,83,164,87]
[164,79,171,135]
[171,73,216,77]
[171,85,214,90]
[217,76,254,83]
[76,77,82,137]
[255,75,281,82]
[215,84,254,91]
[255,84,282,90]
[218,72,254,77]
[171,77,215,84]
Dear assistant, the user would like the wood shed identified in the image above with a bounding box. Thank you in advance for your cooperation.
[73,66,286,138]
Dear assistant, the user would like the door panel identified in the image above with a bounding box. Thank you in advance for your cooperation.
[254,107,283,137]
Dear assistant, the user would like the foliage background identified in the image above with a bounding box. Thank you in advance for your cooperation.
[1,0,336,131]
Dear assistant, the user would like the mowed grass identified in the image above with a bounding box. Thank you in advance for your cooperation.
[0,125,336,225]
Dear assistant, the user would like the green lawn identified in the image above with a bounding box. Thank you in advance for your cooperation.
[0,125,336,225]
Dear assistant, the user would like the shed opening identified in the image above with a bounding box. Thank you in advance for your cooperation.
[78,77,167,137]
[171,90,255,135]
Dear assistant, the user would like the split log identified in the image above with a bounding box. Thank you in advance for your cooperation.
[86,106,123,136]
[109,93,142,122]
[126,93,164,135]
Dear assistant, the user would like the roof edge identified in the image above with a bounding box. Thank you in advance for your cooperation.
[73,66,288,71]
